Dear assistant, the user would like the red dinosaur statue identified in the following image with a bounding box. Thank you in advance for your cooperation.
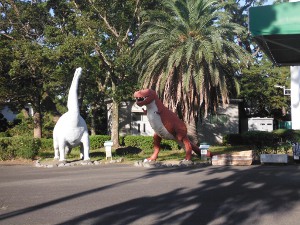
[134,89,201,161]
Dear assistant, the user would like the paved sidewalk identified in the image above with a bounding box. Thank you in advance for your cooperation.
[1,163,300,225]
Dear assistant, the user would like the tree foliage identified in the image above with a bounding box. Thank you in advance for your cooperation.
[132,0,252,123]
[239,58,290,119]
[0,0,294,141]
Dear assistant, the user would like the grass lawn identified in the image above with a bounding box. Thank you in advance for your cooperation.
[38,145,253,163]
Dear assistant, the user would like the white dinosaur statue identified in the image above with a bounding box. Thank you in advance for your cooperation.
[53,67,90,162]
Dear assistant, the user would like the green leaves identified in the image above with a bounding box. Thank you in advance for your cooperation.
[133,0,251,120]
[239,58,290,118]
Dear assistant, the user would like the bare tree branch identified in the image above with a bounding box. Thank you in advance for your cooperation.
[0,32,15,40]
[122,0,140,42]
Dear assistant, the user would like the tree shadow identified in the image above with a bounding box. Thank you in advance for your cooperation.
[54,165,300,225]
[115,146,142,155]
[1,165,300,225]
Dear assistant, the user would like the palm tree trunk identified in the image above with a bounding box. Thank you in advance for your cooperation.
[185,116,199,145]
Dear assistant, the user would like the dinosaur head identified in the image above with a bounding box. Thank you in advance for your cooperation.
[134,89,157,106]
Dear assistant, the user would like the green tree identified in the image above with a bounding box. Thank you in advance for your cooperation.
[0,0,53,138]
[64,0,141,146]
[132,0,251,140]
[239,58,290,119]
[44,0,107,135]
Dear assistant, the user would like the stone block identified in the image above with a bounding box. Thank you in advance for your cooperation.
[212,150,253,166]
[260,154,288,164]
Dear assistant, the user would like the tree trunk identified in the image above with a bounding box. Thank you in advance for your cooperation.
[33,111,42,138]
[111,99,120,147]
[111,80,120,147]
[90,105,96,136]
[21,108,29,119]
[186,116,199,145]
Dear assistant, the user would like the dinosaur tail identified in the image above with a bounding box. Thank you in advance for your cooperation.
[67,67,82,113]
[191,143,201,157]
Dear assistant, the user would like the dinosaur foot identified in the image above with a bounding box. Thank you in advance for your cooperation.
[179,159,193,166]
[82,159,91,164]
[58,160,67,165]
[143,158,156,163]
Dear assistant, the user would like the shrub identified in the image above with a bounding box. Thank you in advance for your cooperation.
[273,129,300,143]
[0,113,9,132]
[0,131,10,138]
[0,137,40,160]
[90,135,111,149]
[0,135,181,160]
[7,114,33,137]
[40,138,54,151]
[223,133,244,145]
[242,131,279,153]
[123,135,181,154]
[124,135,153,153]
[0,138,14,160]
[161,139,181,150]
[14,137,41,159]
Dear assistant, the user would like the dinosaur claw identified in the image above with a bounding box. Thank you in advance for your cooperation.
[143,158,156,163]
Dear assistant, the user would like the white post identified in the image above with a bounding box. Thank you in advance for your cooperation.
[290,0,300,130]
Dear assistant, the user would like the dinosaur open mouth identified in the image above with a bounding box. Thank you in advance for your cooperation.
[136,97,147,102]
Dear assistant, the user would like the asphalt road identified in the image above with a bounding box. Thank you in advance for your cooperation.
[0,163,300,225]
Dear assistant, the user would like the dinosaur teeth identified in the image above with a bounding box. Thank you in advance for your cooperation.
[136,97,145,102]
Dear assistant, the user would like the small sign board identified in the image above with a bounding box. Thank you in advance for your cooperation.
[201,149,208,155]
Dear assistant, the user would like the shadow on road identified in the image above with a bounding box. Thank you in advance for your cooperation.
[1,165,300,225]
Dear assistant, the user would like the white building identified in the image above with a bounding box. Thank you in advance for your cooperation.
[0,104,34,122]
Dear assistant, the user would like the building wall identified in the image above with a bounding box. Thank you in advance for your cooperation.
[198,104,240,144]
[107,101,154,136]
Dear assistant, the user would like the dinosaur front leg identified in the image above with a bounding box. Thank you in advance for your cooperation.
[147,133,162,161]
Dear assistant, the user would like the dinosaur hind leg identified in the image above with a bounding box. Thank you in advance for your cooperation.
[58,142,66,162]
[79,143,84,160]
[53,138,59,160]
[182,137,193,160]
[81,133,90,161]
[147,133,162,161]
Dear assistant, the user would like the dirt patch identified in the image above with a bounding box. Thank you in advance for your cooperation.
[0,159,34,166]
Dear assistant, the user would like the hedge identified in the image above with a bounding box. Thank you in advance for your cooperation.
[0,137,40,160]
[223,129,300,153]
[90,135,111,149]
[242,131,279,151]
[0,134,183,160]
[123,135,181,154]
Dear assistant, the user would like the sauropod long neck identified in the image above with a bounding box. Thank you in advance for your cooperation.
[67,69,81,114]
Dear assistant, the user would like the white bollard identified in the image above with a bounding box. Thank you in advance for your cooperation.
[104,141,113,160]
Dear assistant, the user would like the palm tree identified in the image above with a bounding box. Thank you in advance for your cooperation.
[132,0,251,141]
